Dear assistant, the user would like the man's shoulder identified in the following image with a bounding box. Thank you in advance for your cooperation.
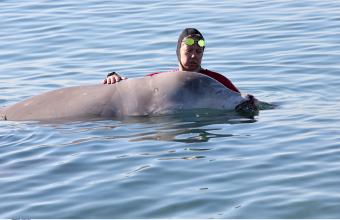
[200,68,214,73]
[199,68,224,76]
[199,68,240,93]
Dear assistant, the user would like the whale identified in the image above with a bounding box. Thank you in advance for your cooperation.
[0,71,258,122]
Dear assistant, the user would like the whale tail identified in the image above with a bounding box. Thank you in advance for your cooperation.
[0,107,7,121]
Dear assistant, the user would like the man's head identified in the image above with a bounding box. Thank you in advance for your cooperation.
[176,28,205,72]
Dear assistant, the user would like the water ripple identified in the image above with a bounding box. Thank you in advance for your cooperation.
[2,0,340,218]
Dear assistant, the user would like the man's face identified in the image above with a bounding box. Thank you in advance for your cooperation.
[179,37,204,71]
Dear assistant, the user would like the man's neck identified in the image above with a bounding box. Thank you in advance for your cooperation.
[179,66,202,72]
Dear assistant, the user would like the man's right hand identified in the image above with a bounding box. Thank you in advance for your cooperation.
[103,72,127,84]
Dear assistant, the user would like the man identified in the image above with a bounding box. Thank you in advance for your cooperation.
[103,28,239,93]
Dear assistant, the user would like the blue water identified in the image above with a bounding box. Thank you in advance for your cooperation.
[1,0,340,218]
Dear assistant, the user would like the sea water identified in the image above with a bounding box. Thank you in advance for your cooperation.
[1,0,340,218]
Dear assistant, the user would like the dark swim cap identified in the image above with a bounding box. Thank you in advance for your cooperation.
[176,28,205,67]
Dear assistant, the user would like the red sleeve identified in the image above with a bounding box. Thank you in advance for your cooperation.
[146,69,179,77]
[146,72,162,76]
[199,69,240,93]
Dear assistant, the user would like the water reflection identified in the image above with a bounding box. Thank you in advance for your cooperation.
[21,109,259,145]
[119,109,257,143]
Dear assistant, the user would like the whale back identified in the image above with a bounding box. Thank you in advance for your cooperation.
[1,71,245,121]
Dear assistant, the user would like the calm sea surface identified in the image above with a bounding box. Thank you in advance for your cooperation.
[1,0,340,218]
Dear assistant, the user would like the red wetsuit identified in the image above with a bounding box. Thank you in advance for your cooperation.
[146,69,240,93]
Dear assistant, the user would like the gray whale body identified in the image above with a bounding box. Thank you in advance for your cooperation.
[0,71,250,121]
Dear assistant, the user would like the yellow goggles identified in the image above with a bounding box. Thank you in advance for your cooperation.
[183,38,205,47]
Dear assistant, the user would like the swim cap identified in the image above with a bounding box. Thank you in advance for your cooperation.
[176,28,205,68]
